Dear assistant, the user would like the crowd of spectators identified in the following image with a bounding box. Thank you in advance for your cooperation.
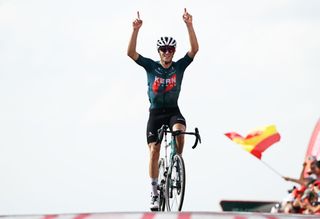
[274,156,320,215]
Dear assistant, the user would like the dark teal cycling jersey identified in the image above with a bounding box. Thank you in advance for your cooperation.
[135,53,193,109]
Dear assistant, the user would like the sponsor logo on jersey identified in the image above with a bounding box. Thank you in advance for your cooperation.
[152,74,176,94]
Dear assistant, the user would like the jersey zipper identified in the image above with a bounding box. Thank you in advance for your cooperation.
[163,73,167,108]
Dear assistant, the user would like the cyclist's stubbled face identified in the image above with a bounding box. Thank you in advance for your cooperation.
[158,47,175,65]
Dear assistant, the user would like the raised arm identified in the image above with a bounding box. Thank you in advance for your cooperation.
[282,176,304,185]
[282,162,310,186]
[183,8,199,58]
[127,11,142,61]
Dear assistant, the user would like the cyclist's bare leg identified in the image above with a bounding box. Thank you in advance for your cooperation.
[148,142,161,179]
[172,123,186,155]
[148,142,161,209]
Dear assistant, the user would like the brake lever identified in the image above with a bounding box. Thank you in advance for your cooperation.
[192,127,201,149]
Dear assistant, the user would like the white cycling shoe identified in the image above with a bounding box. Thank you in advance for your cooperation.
[150,195,160,211]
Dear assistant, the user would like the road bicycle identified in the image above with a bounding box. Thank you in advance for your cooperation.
[156,124,201,211]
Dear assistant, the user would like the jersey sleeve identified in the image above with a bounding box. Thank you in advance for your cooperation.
[176,53,193,71]
[135,54,154,72]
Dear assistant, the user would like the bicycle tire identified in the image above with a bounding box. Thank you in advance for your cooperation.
[158,158,166,211]
[165,154,186,211]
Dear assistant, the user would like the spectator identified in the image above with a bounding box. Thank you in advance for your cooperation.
[280,158,320,215]
[283,156,317,186]
[304,180,320,214]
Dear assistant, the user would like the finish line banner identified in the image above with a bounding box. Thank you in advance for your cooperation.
[0,212,318,219]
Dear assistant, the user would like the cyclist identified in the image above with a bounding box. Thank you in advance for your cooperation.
[127,8,199,211]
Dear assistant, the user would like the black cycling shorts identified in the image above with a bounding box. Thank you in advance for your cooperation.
[146,107,186,144]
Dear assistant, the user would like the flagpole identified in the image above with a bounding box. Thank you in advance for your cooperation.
[259,159,283,178]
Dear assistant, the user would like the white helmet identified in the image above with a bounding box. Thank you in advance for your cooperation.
[157,36,177,50]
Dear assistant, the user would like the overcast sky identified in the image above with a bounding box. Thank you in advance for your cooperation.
[0,0,319,215]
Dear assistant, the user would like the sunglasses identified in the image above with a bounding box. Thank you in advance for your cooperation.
[159,46,175,53]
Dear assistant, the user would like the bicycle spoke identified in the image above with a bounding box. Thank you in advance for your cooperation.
[158,158,167,211]
[166,155,186,211]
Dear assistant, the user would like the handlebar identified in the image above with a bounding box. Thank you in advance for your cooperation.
[156,125,201,149]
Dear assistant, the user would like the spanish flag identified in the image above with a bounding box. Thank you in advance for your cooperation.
[225,125,281,159]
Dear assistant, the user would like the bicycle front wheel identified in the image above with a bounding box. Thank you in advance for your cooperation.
[165,154,186,211]
[158,158,166,211]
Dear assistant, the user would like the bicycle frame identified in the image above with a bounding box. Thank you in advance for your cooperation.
[163,129,178,168]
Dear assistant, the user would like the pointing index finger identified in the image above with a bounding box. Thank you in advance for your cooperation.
[137,11,140,20]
